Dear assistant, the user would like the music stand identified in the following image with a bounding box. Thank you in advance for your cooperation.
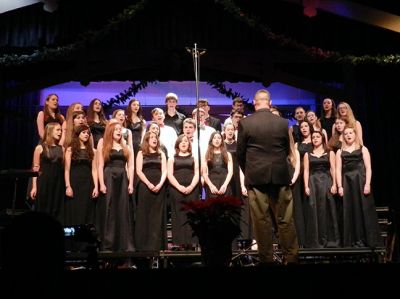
[0,169,39,216]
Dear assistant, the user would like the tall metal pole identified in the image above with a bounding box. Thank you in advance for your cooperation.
[186,43,206,200]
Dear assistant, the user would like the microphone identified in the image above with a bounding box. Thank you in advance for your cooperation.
[185,46,207,56]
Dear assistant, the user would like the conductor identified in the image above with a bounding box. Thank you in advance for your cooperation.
[237,89,298,265]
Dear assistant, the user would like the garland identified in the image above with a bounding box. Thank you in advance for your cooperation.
[0,0,148,67]
[217,0,400,65]
[207,81,249,101]
[103,80,154,109]
[207,81,255,111]
[1,0,399,68]
[104,80,249,109]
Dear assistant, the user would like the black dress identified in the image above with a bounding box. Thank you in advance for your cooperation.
[341,148,382,248]
[205,153,232,199]
[127,121,144,157]
[96,149,134,252]
[330,140,343,244]
[36,145,65,223]
[292,142,313,247]
[135,152,167,251]
[320,116,336,140]
[169,155,199,244]
[226,141,252,240]
[304,153,340,248]
[64,150,95,226]
[89,121,105,149]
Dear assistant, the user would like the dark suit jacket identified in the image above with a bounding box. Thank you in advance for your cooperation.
[206,115,222,132]
[237,108,290,186]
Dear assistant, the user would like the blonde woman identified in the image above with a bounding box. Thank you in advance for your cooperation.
[336,126,381,248]
[335,101,363,145]
[30,122,64,222]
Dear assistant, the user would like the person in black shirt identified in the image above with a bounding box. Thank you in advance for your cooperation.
[197,98,222,132]
[164,92,186,135]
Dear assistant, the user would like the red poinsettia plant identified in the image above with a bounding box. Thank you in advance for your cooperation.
[180,196,243,240]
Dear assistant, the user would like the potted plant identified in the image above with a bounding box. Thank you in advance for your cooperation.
[181,196,242,267]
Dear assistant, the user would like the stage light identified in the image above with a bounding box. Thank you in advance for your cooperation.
[42,0,58,13]
[303,0,319,18]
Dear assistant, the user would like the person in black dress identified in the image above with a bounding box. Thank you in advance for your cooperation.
[29,94,65,202]
[111,109,134,154]
[319,98,336,140]
[60,102,84,147]
[202,131,233,199]
[292,120,314,248]
[87,98,108,149]
[327,116,348,242]
[30,122,65,223]
[328,116,347,152]
[135,131,168,252]
[303,131,339,248]
[336,101,364,145]
[126,98,146,157]
[64,124,98,226]
[63,110,87,148]
[36,93,65,140]
[336,126,382,248]
[168,134,200,249]
[224,123,252,243]
[97,122,135,252]
[289,106,306,143]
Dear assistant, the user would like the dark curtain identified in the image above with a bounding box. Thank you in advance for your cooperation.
[345,66,400,211]
[0,89,39,211]
[0,3,58,48]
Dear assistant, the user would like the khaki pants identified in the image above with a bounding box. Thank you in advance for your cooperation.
[248,185,298,263]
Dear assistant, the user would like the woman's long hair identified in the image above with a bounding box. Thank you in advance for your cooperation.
[205,131,229,163]
[141,131,160,156]
[64,111,86,148]
[42,122,62,159]
[125,99,145,127]
[43,94,64,125]
[70,125,94,161]
[86,98,107,126]
[102,122,129,162]
[174,134,192,156]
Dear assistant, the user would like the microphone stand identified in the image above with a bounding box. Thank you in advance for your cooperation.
[186,43,206,200]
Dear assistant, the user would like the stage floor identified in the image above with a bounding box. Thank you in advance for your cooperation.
[65,246,387,270]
